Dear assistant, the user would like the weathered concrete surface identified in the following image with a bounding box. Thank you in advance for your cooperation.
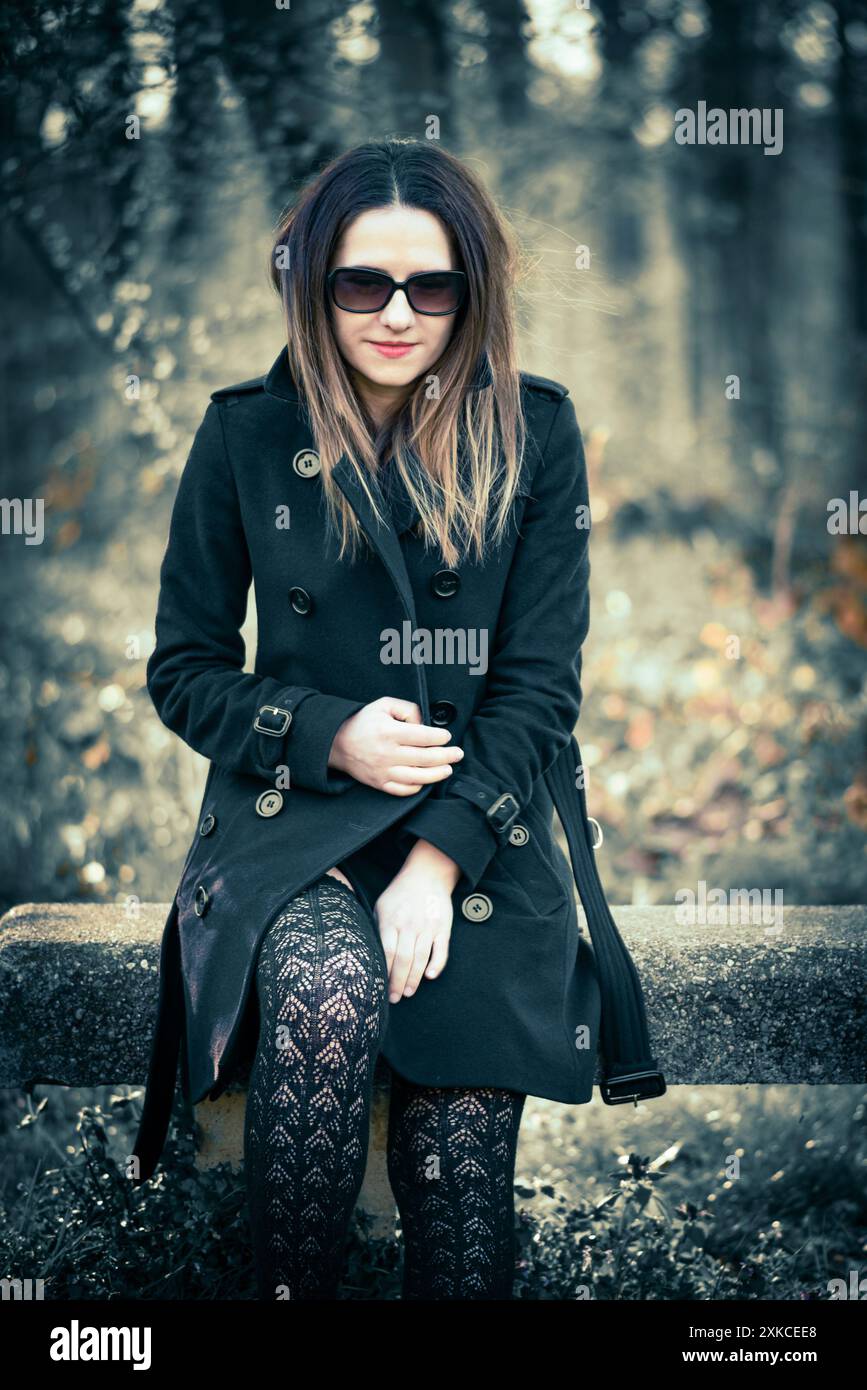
[0,902,173,1088]
[0,902,865,1088]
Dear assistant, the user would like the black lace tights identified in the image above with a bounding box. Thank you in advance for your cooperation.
[243,875,526,1301]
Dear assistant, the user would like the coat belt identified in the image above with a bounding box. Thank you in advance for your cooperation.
[544,736,667,1106]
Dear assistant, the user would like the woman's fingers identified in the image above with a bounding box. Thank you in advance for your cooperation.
[395,743,464,767]
[392,720,456,748]
[383,761,458,795]
[374,880,453,1000]
[381,763,457,793]
[402,932,435,997]
[385,930,415,1001]
[379,697,423,724]
[388,928,434,1001]
[424,932,450,980]
[379,759,462,793]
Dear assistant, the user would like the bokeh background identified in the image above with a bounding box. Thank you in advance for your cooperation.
[1,0,865,1299]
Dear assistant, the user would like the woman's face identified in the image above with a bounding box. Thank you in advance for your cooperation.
[328,205,459,401]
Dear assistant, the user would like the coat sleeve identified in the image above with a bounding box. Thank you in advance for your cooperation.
[399,394,590,887]
[147,400,365,791]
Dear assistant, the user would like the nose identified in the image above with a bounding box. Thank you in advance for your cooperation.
[378,289,414,331]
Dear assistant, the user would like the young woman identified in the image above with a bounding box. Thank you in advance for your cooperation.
[131,138,664,1301]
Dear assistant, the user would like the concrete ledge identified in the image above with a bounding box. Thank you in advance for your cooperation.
[0,902,173,1088]
[3,901,863,1232]
[1,902,864,1089]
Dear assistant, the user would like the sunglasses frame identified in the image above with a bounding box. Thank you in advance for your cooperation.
[327,265,468,316]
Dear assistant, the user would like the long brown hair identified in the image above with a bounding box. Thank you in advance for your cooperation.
[268,138,526,568]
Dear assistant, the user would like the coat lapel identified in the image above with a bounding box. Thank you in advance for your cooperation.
[330,454,418,623]
[329,455,432,725]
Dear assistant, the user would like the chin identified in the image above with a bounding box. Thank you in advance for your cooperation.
[353,356,430,388]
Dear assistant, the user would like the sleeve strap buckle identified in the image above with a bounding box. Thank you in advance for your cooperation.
[485,791,520,836]
[253,705,293,737]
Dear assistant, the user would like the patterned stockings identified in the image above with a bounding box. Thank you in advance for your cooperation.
[243,875,525,1300]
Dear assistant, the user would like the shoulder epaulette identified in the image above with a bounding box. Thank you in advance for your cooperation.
[520,372,570,402]
[210,376,265,402]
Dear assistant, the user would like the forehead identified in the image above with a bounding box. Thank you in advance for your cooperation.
[332,206,454,274]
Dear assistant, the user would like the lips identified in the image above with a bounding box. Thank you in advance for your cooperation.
[367,342,416,358]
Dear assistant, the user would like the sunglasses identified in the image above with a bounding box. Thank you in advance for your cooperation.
[327,266,467,316]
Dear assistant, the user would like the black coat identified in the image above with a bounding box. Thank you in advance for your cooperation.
[131,346,664,1183]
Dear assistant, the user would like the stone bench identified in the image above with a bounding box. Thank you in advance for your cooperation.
[1,902,864,1232]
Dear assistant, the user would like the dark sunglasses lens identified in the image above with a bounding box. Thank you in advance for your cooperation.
[332,270,391,311]
[408,273,464,314]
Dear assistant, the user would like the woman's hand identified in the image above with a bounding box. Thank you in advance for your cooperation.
[328,696,463,795]
[374,840,459,1002]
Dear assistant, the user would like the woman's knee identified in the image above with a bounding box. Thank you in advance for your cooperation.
[252,883,387,1053]
[311,884,389,1048]
[386,1081,526,1183]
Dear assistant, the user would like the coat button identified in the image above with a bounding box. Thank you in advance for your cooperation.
[256,790,284,818]
[430,699,457,726]
[194,884,210,917]
[288,586,314,615]
[462,893,493,922]
[292,449,321,478]
[509,824,529,846]
[431,569,460,598]
[199,813,216,836]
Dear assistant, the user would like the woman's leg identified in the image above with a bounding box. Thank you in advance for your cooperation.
[323,865,355,892]
[243,874,388,1300]
[386,1066,526,1300]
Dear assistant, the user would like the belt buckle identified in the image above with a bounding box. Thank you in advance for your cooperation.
[600,1069,667,1107]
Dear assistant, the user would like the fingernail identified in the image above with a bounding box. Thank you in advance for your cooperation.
[389,992,401,1003]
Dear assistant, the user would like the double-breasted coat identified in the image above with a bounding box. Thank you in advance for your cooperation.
[131,345,664,1183]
